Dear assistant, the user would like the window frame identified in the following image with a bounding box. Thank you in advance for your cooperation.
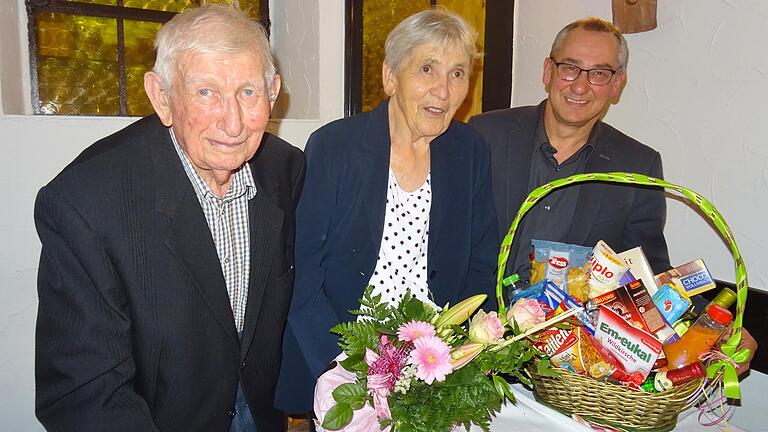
[343,0,514,117]
[25,0,270,116]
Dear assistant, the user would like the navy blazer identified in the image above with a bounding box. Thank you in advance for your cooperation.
[275,101,498,412]
[469,101,671,276]
[34,116,305,431]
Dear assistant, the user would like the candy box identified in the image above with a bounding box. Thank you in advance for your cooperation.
[653,259,716,297]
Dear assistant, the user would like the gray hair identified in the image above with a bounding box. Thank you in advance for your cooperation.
[384,7,481,73]
[152,3,276,89]
[550,17,629,71]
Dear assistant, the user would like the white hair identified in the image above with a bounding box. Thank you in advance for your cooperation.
[385,7,481,73]
[152,3,276,89]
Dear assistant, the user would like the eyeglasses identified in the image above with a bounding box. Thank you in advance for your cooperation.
[550,58,617,86]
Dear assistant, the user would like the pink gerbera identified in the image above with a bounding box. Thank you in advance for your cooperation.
[410,335,453,384]
[397,320,436,342]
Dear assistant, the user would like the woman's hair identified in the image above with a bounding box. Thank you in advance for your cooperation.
[152,3,276,89]
[384,7,481,73]
[549,17,629,71]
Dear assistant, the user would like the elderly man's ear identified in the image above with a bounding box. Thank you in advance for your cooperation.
[144,71,173,127]
[268,74,281,108]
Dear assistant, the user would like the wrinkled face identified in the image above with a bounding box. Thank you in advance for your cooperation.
[543,28,625,130]
[383,42,470,142]
[151,50,279,182]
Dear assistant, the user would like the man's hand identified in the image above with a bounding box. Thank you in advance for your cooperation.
[730,327,758,377]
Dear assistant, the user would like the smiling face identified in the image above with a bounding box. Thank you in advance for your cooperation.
[383,42,470,144]
[543,28,625,132]
[145,49,280,191]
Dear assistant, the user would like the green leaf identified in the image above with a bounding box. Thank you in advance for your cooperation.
[321,403,353,431]
[492,375,515,403]
[443,363,478,386]
[375,326,396,336]
[339,353,366,372]
[404,296,425,317]
[536,358,561,377]
[332,382,366,406]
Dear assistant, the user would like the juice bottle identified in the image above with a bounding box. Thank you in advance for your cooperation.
[669,287,737,342]
[706,287,737,310]
[663,304,732,369]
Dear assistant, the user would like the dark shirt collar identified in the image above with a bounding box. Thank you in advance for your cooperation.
[533,109,600,162]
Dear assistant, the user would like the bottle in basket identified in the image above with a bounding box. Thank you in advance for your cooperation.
[640,361,706,393]
[663,304,732,369]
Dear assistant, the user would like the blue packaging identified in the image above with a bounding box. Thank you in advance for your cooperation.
[651,283,691,325]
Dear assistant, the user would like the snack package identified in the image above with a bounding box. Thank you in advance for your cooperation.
[587,240,630,299]
[530,240,591,299]
[653,259,717,297]
[510,279,595,333]
[588,279,670,337]
[593,305,663,385]
[509,279,572,318]
[652,284,692,326]
[618,246,659,296]
[533,326,614,379]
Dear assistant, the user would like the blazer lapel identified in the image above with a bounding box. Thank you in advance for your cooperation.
[360,102,392,252]
[427,129,460,259]
[239,176,284,361]
[566,123,615,245]
[504,105,539,231]
[152,122,239,343]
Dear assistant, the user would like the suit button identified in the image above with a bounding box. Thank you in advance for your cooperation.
[240,361,246,370]
[429,270,437,280]
[227,409,237,418]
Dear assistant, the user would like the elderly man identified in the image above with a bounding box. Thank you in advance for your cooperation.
[34,5,303,431]
[470,17,669,285]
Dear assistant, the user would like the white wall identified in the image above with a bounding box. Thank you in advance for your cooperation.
[513,0,768,292]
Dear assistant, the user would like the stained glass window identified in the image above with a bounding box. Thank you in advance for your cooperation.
[348,0,486,122]
[27,0,267,116]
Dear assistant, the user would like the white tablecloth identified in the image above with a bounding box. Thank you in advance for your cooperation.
[459,384,747,432]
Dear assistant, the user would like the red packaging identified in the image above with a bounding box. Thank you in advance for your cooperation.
[593,305,663,385]
[654,361,705,391]
[590,279,670,336]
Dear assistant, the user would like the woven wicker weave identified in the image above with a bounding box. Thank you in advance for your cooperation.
[494,172,748,432]
[529,364,701,431]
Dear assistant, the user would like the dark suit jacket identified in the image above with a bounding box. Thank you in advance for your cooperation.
[469,101,670,275]
[34,115,305,431]
[275,101,498,412]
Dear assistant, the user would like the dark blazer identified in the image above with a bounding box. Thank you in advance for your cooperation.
[34,115,305,432]
[469,101,670,275]
[275,101,498,412]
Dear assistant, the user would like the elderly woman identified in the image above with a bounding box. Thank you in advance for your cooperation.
[275,8,497,413]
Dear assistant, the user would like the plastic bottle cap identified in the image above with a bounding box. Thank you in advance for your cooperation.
[711,287,737,309]
[503,273,521,287]
[706,304,733,325]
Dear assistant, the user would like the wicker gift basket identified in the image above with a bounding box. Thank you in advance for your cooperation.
[494,172,749,432]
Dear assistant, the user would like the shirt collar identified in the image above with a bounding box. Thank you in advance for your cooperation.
[533,109,598,158]
[169,129,257,202]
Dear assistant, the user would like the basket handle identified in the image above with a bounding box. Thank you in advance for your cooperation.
[495,172,749,395]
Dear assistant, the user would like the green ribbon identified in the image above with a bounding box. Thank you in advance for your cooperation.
[494,172,749,399]
[708,337,753,399]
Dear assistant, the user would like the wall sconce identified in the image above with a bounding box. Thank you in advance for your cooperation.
[612,0,657,34]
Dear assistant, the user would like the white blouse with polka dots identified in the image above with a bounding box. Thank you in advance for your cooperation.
[368,168,431,305]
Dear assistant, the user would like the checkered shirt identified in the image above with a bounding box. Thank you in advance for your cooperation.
[171,130,256,332]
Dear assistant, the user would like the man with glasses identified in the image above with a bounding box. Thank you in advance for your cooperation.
[470,17,671,286]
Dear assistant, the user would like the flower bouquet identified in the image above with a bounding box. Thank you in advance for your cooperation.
[313,287,563,432]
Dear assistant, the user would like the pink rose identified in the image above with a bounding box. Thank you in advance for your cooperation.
[468,310,505,344]
[507,298,546,332]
